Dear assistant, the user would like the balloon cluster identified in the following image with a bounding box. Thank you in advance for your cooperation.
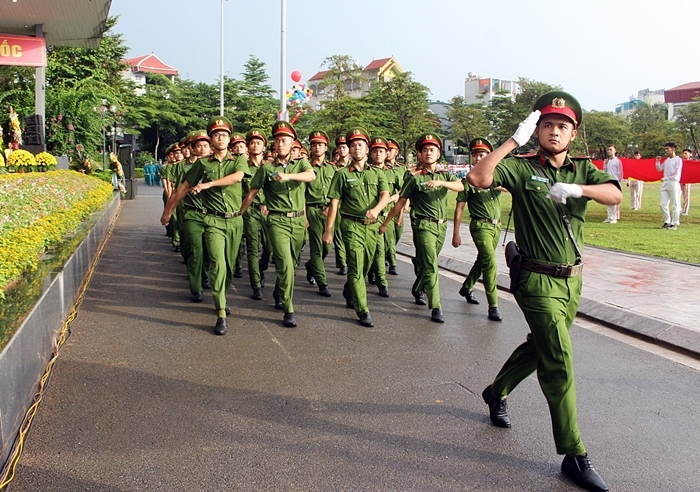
[286,71,313,107]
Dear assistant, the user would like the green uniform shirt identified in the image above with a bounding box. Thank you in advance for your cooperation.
[249,157,311,212]
[492,153,620,265]
[375,165,403,213]
[244,159,266,206]
[184,152,249,213]
[400,168,458,221]
[160,163,175,182]
[328,162,390,219]
[176,160,206,210]
[457,178,501,221]
[305,159,336,205]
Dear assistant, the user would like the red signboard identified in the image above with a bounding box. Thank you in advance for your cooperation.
[0,34,47,67]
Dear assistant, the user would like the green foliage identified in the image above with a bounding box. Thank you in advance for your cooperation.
[572,111,632,157]
[317,55,367,100]
[674,99,700,151]
[446,96,491,150]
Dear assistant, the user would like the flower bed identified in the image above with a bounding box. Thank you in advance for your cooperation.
[0,171,113,295]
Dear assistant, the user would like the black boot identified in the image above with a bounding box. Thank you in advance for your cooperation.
[214,317,227,336]
[459,287,479,304]
[318,284,331,297]
[561,454,609,492]
[481,385,511,428]
[488,306,502,321]
[431,308,444,323]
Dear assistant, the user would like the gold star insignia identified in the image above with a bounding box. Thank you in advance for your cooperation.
[552,98,566,109]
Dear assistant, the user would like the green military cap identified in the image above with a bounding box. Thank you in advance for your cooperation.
[335,135,348,146]
[369,137,389,150]
[534,91,582,128]
[179,136,189,147]
[469,137,493,154]
[309,130,330,145]
[387,138,400,151]
[165,143,175,154]
[191,130,210,144]
[172,142,182,151]
[230,133,246,145]
[185,130,198,146]
[246,129,267,145]
[415,133,442,151]
[292,139,303,149]
[346,127,370,144]
[207,116,233,135]
[271,120,297,139]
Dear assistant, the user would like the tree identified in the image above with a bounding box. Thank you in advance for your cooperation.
[228,56,279,132]
[317,55,366,100]
[673,99,700,151]
[629,102,671,156]
[571,111,632,158]
[445,96,490,151]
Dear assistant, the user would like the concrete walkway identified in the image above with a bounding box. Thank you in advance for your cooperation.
[398,221,700,357]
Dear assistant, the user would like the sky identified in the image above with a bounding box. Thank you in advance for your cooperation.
[110,0,700,113]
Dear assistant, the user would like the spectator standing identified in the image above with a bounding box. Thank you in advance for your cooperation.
[629,151,643,210]
[681,148,692,215]
[656,142,683,229]
[603,145,623,223]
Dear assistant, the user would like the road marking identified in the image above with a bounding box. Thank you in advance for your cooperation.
[260,322,293,360]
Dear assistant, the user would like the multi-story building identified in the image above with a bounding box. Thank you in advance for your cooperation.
[665,82,700,120]
[121,54,179,96]
[463,72,519,105]
[307,57,403,109]
[614,88,665,117]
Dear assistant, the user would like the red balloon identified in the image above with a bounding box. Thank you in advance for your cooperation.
[291,70,302,83]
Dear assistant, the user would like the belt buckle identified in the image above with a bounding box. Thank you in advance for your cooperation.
[438,219,445,224]
[571,264,583,276]
[491,219,499,225]
[363,217,373,225]
[285,212,294,218]
[224,212,234,219]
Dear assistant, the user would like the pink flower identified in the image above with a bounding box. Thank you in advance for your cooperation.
[57,114,63,121]
[68,124,75,131]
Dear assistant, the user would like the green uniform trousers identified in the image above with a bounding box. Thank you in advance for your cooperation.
[182,209,210,293]
[342,219,378,315]
[462,220,500,307]
[171,206,180,247]
[268,214,306,314]
[235,240,244,270]
[411,220,446,309]
[334,211,347,268]
[306,205,331,285]
[492,271,585,456]
[383,217,400,267]
[203,215,243,316]
[243,207,271,289]
[369,215,388,288]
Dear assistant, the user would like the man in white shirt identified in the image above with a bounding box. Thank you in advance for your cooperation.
[656,142,683,229]
[629,151,643,210]
[603,145,623,223]
[681,148,692,215]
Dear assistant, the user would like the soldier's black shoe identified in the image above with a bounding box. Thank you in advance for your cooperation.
[174,245,181,253]
[202,277,211,290]
[561,454,609,492]
[459,287,480,304]
[367,272,377,284]
[342,290,354,309]
[431,308,444,323]
[305,262,316,285]
[283,313,297,328]
[225,306,231,316]
[378,285,389,298]
[337,266,348,275]
[318,284,331,297]
[191,291,203,303]
[488,307,502,321]
[260,272,266,287]
[388,265,398,275]
[482,385,511,428]
[252,288,262,300]
[273,291,283,310]
[358,312,374,327]
[234,267,243,278]
[214,317,227,336]
[412,291,427,306]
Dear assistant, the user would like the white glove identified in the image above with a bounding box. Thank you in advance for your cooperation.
[512,110,541,147]
[547,182,583,204]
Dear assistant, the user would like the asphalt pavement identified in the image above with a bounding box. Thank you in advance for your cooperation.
[8,183,700,492]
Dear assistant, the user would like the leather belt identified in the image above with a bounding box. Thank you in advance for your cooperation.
[342,215,377,225]
[521,258,583,278]
[185,206,242,219]
[473,217,501,225]
[251,203,264,210]
[415,215,446,224]
[268,210,306,218]
[307,203,328,209]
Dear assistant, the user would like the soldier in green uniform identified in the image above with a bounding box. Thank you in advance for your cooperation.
[333,135,350,275]
[161,116,249,336]
[366,137,395,297]
[380,134,464,323]
[304,130,336,297]
[240,121,315,328]
[384,138,405,275]
[178,130,213,302]
[323,128,391,328]
[469,92,619,492]
[161,144,176,239]
[242,129,272,301]
[230,132,248,278]
[453,138,503,321]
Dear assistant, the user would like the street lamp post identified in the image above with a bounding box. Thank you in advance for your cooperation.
[109,104,118,154]
[99,104,107,170]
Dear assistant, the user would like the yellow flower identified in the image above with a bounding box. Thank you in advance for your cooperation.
[0,153,4,167]
[7,150,36,167]
[35,152,58,166]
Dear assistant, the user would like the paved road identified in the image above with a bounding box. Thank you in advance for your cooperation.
[10,185,700,491]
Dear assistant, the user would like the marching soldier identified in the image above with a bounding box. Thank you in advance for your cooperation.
[240,121,316,328]
[333,135,350,275]
[304,130,336,297]
[323,128,391,328]
[384,138,405,275]
[469,92,619,492]
[453,138,503,321]
[243,129,272,300]
[380,134,464,323]
[161,116,249,336]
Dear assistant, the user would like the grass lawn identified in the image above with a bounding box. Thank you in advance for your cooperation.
[444,182,700,264]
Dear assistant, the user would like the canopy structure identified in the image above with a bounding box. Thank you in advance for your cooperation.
[1,0,113,145]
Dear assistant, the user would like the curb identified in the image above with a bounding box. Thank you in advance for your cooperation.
[395,242,700,360]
